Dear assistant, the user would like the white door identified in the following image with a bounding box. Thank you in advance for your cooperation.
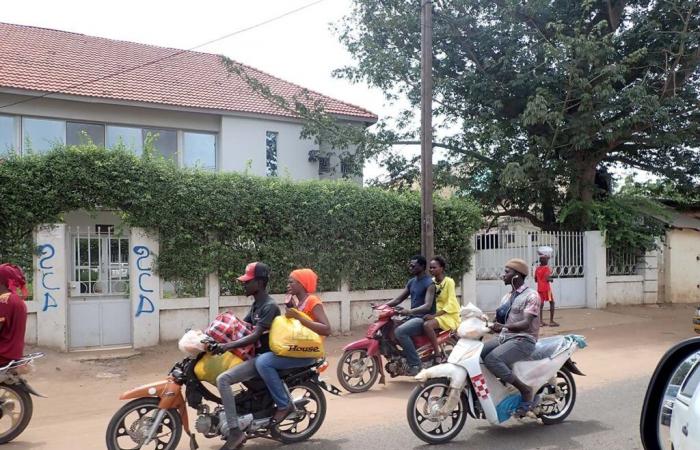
[68,228,132,348]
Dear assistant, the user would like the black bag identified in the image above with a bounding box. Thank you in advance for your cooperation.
[495,291,520,324]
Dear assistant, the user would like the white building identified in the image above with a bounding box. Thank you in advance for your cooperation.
[0,22,377,180]
[0,22,377,350]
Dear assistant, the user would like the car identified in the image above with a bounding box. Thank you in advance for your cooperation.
[661,384,680,426]
[670,358,700,450]
[694,306,700,334]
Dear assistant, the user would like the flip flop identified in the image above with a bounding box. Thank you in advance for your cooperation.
[550,322,560,327]
[514,395,542,416]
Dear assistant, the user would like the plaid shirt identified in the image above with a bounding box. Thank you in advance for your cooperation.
[205,311,254,358]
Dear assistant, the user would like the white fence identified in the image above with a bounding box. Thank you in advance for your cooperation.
[607,248,641,276]
[473,231,586,311]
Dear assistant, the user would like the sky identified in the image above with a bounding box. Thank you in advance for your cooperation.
[0,0,404,179]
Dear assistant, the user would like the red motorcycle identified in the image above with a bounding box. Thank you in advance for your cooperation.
[336,305,457,393]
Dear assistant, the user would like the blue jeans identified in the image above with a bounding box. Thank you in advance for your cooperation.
[254,352,316,409]
[395,317,424,368]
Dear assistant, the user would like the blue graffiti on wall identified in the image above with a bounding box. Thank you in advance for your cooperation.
[133,245,155,317]
[37,244,59,311]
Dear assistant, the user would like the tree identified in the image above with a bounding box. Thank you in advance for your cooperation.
[333,0,700,230]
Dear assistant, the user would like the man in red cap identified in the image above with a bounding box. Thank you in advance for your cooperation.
[213,262,280,450]
[0,264,28,366]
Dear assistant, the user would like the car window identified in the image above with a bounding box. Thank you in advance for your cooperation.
[680,363,700,398]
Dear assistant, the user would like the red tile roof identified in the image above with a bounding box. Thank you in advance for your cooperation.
[0,22,377,122]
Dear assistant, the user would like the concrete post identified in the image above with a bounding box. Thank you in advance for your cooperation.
[461,248,477,306]
[208,272,220,322]
[35,224,68,351]
[130,228,160,348]
[641,249,659,304]
[340,280,351,333]
[584,231,607,309]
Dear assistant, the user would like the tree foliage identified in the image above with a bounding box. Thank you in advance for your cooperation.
[0,146,481,293]
[334,0,700,231]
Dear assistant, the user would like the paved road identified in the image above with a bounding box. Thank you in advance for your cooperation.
[266,376,647,450]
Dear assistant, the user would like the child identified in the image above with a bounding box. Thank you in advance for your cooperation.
[535,246,559,327]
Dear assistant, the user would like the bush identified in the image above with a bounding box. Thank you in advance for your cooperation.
[0,146,482,293]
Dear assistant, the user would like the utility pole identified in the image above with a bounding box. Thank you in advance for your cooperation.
[420,0,434,259]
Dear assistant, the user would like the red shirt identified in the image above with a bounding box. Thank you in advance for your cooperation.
[535,265,552,293]
[0,292,27,362]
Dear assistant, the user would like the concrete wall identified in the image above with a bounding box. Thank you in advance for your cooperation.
[664,229,700,303]
[0,93,220,133]
[219,115,317,179]
[606,276,644,305]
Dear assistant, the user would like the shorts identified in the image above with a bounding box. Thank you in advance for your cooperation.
[538,290,554,303]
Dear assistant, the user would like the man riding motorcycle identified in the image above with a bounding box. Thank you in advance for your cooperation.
[213,262,280,450]
[380,255,436,376]
[482,258,540,414]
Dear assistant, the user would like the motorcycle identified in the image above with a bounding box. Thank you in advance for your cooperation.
[406,303,586,444]
[0,352,45,444]
[337,304,457,393]
[105,340,341,450]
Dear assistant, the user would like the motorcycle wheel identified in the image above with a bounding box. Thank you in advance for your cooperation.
[337,349,380,393]
[0,383,33,444]
[538,368,577,425]
[406,378,467,445]
[105,398,182,450]
[272,381,327,444]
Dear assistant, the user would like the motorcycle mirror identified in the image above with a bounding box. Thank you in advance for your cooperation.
[640,337,700,450]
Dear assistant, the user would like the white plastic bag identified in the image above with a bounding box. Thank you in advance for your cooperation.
[178,329,207,356]
[537,246,554,257]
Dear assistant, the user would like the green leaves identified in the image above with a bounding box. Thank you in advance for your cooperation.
[335,0,700,233]
[0,146,481,294]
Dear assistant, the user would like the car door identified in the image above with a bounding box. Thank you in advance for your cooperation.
[672,361,700,450]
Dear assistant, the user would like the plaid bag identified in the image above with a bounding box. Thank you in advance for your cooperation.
[205,311,254,358]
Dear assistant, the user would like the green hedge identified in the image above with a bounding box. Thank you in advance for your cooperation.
[0,146,482,293]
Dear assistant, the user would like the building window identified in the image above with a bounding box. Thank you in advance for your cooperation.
[183,131,216,170]
[107,125,144,155]
[266,131,278,176]
[67,122,105,147]
[22,117,65,154]
[143,128,177,161]
[0,115,16,156]
[318,155,331,174]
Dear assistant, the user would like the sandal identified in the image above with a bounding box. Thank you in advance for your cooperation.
[549,321,560,327]
[432,352,446,365]
[271,404,295,424]
[514,395,541,416]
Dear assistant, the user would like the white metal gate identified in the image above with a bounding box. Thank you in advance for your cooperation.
[68,226,132,348]
[474,231,586,311]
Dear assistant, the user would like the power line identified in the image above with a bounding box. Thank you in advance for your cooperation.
[0,0,327,110]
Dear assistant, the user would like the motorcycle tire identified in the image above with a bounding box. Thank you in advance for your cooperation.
[337,349,380,393]
[406,377,468,445]
[0,383,33,444]
[272,381,327,444]
[538,367,577,425]
[105,397,182,450]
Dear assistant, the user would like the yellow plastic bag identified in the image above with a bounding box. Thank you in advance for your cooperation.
[269,314,325,358]
[194,352,244,384]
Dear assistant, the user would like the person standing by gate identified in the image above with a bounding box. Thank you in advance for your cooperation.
[535,247,559,327]
[0,264,28,366]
